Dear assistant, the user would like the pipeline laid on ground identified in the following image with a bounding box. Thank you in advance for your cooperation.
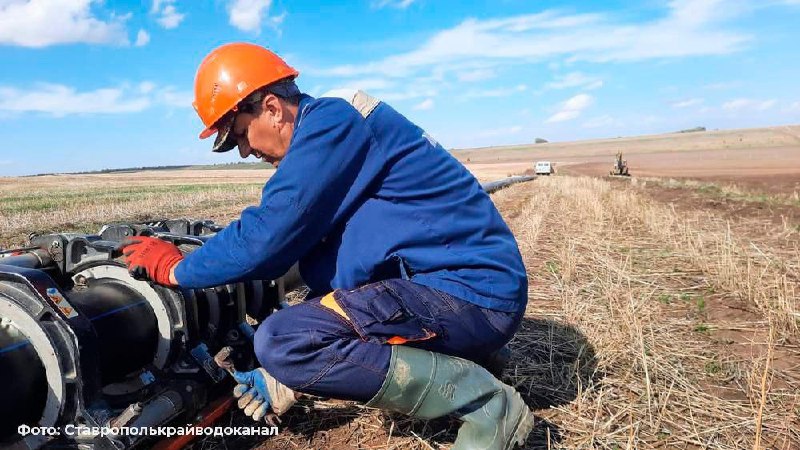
[480,175,536,194]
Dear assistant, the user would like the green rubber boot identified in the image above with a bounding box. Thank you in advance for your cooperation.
[367,346,534,450]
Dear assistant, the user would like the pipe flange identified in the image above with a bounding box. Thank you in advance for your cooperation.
[72,265,177,370]
[0,294,66,449]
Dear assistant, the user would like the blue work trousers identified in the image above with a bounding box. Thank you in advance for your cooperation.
[254,279,524,402]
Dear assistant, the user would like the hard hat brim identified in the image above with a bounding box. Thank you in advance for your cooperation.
[199,127,216,140]
[200,112,237,153]
[210,116,237,153]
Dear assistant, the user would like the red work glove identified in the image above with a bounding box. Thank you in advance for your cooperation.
[121,236,184,287]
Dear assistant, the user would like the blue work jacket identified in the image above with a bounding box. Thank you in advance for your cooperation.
[175,92,528,312]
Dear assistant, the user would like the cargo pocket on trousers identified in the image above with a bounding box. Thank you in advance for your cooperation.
[334,281,438,345]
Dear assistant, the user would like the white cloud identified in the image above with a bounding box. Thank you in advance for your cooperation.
[722,98,776,111]
[227,0,283,34]
[0,0,129,47]
[546,72,603,90]
[374,85,438,101]
[372,0,416,9]
[0,83,192,117]
[331,78,395,91]
[457,68,497,82]
[157,88,193,108]
[138,82,157,94]
[151,0,184,29]
[460,84,527,100]
[135,29,150,47]
[671,98,704,108]
[413,98,434,110]
[789,101,800,111]
[0,84,149,116]
[320,1,750,80]
[546,93,593,123]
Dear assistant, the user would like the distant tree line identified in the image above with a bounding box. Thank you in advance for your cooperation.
[23,161,270,177]
[676,126,706,133]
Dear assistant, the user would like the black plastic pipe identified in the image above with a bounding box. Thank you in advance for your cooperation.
[0,250,52,269]
[0,319,47,440]
[481,175,536,194]
[67,281,159,384]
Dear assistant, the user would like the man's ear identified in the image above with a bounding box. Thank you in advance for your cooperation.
[260,94,282,123]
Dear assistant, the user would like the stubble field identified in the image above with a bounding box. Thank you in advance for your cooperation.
[0,169,273,248]
[0,125,798,449]
[247,175,799,450]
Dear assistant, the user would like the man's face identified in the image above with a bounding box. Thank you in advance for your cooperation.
[233,95,293,167]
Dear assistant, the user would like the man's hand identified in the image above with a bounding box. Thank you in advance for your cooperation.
[233,368,275,422]
[121,236,184,287]
[232,368,298,425]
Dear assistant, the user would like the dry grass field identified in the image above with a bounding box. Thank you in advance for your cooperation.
[0,125,798,449]
[0,169,273,248]
[240,175,798,450]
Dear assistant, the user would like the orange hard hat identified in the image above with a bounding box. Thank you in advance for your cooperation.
[193,42,299,142]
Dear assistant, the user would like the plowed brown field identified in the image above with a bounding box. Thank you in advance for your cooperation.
[457,124,800,194]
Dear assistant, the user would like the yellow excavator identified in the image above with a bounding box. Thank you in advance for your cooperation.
[609,152,630,176]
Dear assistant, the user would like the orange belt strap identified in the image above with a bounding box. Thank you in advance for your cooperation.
[320,292,351,321]
[387,329,437,345]
[319,291,437,345]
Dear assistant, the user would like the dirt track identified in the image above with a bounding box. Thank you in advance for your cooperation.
[457,125,800,193]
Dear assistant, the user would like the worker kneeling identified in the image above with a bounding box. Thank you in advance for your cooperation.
[122,43,533,449]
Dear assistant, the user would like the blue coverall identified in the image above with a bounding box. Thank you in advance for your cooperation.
[175,91,528,401]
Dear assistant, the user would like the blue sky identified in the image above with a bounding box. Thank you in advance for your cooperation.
[1,0,799,176]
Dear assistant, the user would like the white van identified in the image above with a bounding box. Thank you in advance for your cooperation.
[534,161,554,175]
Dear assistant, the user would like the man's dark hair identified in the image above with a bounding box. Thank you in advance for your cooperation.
[245,79,301,108]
